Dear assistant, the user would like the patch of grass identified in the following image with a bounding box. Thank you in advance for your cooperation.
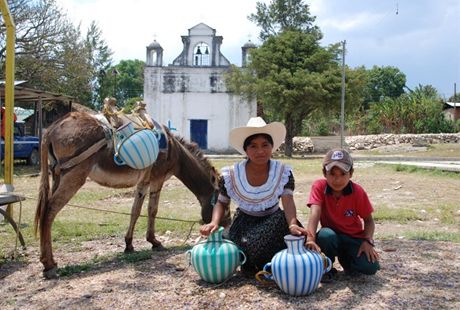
[404,231,460,243]
[116,249,152,263]
[52,220,126,242]
[70,189,126,205]
[427,204,459,225]
[0,249,28,265]
[58,262,93,277]
[374,204,459,225]
[58,249,153,277]
[0,162,40,178]
[377,231,460,243]
[373,206,425,223]
[391,164,460,178]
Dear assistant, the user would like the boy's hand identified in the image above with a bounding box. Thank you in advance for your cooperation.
[305,240,321,252]
[358,240,379,263]
[200,223,219,236]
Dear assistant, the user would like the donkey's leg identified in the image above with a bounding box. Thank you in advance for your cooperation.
[124,175,150,253]
[146,179,165,250]
[40,169,89,278]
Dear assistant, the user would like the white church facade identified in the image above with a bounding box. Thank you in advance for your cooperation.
[143,23,257,153]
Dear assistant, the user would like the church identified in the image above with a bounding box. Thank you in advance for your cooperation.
[143,23,257,153]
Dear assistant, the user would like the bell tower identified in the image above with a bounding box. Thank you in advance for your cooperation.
[146,39,163,66]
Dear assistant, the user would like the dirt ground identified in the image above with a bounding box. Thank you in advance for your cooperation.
[1,148,460,309]
[0,235,459,309]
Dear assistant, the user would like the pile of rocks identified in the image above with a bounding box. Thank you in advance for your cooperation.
[345,133,460,150]
[280,133,460,154]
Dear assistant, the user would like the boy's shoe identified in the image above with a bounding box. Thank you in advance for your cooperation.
[343,268,360,277]
[321,267,337,283]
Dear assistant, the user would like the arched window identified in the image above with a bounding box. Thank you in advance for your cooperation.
[150,50,157,64]
[193,42,210,66]
[245,52,252,65]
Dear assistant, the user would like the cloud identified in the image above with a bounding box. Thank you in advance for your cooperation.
[57,0,261,65]
[56,0,460,97]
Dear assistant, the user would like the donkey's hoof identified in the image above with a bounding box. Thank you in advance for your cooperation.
[43,267,59,279]
[124,246,135,253]
[152,243,166,251]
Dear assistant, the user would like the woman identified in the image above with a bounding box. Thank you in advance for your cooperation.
[200,117,307,274]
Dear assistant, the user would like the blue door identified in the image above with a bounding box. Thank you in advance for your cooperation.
[190,119,208,149]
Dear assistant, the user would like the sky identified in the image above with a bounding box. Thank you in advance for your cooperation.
[56,0,460,99]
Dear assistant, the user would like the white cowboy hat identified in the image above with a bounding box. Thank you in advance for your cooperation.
[229,117,286,155]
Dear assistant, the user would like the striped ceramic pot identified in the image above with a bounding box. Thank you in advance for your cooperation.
[186,227,246,284]
[257,235,332,296]
[114,122,160,169]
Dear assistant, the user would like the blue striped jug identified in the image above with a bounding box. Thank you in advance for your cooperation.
[186,227,246,284]
[256,235,332,296]
[114,122,160,169]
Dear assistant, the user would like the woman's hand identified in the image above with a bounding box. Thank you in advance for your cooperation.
[200,222,219,236]
[357,241,380,263]
[288,224,308,236]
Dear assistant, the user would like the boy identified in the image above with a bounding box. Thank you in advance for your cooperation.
[305,148,380,280]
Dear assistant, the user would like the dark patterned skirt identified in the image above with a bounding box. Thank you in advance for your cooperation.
[225,208,290,272]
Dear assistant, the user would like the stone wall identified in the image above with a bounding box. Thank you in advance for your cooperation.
[283,133,460,154]
[345,133,460,150]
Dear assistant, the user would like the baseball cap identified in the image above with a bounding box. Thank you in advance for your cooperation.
[323,149,353,172]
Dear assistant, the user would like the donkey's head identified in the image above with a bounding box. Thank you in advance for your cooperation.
[172,137,229,225]
[198,166,224,225]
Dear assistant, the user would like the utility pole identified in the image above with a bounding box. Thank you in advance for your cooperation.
[455,83,457,120]
[340,40,346,148]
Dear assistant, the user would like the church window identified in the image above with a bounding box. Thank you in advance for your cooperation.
[193,42,210,66]
[151,51,157,64]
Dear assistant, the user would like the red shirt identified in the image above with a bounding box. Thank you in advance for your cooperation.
[307,179,373,238]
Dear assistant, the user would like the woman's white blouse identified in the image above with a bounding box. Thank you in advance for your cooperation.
[219,159,292,213]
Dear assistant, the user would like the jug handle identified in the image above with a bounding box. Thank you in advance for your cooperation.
[321,252,332,273]
[185,250,192,266]
[255,262,273,285]
[113,153,125,166]
[239,250,247,265]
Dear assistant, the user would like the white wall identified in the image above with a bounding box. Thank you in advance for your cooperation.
[144,66,256,152]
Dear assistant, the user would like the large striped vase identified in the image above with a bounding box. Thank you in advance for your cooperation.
[258,235,332,296]
[114,122,160,169]
[186,227,246,284]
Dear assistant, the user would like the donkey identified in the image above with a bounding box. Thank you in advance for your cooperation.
[34,111,228,279]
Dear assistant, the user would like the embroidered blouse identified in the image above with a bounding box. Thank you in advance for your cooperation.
[218,159,294,215]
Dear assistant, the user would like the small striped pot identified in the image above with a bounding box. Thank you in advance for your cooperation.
[186,227,246,284]
[259,235,332,296]
[114,122,160,169]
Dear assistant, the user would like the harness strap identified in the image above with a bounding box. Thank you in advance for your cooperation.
[59,138,108,171]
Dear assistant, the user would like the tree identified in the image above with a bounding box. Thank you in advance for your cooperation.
[248,0,319,40]
[448,93,459,102]
[100,59,145,108]
[1,0,76,83]
[1,0,113,108]
[1,0,70,65]
[226,0,341,156]
[366,65,406,104]
[226,30,341,156]
[85,21,113,108]
[365,86,454,134]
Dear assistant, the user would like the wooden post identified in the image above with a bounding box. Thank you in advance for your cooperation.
[0,0,16,218]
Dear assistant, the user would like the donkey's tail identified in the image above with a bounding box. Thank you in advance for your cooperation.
[34,136,51,238]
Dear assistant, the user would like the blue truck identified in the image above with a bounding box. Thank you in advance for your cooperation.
[1,122,40,165]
